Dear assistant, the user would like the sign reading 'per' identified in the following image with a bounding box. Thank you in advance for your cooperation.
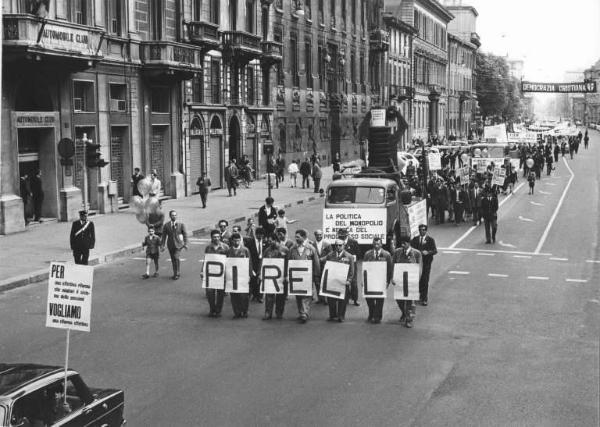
[46,262,94,332]
[323,209,387,244]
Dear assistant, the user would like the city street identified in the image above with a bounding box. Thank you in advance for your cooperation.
[1,131,598,426]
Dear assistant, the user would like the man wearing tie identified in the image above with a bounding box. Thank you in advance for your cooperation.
[362,237,392,323]
[410,224,437,306]
[468,181,482,226]
[161,210,188,280]
[246,227,266,303]
[310,229,331,304]
[337,228,361,306]
[392,237,422,328]
[324,239,355,322]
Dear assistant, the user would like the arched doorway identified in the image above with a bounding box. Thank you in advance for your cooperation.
[209,115,223,188]
[189,116,204,191]
[228,115,241,162]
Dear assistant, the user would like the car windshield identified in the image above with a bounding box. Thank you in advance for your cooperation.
[327,187,385,204]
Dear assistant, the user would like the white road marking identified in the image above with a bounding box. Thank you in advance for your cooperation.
[476,252,495,256]
[539,190,551,195]
[166,259,187,262]
[549,257,568,261]
[132,257,146,261]
[535,158,575,254]
[545,183,557,186]
[498,241,516,248]
[586,260,600,263]
[513,255,532,259]
[448,183,524,249]
[438,247,550,256]
[518,215,534,222]
[530,201,544,206]
[528,276,549,280]
[443,251,461,254]
[488,273,508,278]
[566,279,588,283]
[449,271,470,275]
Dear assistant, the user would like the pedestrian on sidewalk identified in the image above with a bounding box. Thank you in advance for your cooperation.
[131,168,144,197]
[70,210,95,265]
[258,197,278,237]
[324,239,354,323]
[288,160,299,187]
[584,132,589,149]
[300,158,311,189]
[288,229,320,323]
[20,173,31,225]
[262,233,289,320]
[546,153,553,176]
[276,154,286,185]
[480,188,499,244]
[160,210,188,280]
[141,226,160,279]
[227,233,251,318]
[363,237,392,324]
[149,170,161,197]
[528,171,536,195]
[225,160,239,196]
[274,209,298,232]
[410,224,437,306]
[312,160,322,193]
[30,169,43,222]
[196,173,211,208]
[202,229,229,317]
[392,237,422,328]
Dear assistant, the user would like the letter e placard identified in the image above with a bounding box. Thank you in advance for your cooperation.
[287,260,312,296]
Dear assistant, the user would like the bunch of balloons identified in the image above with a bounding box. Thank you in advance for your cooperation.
[526,158,535,168]
[130,177,162,224]
[461,153,469,163]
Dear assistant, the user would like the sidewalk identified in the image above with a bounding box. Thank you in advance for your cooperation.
[0,168,333,291]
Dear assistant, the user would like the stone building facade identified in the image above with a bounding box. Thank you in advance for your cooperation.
[584,59,600,126]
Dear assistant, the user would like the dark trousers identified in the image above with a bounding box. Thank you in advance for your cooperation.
[199,191,208,208]
[265,293,286,317]
[227,179,237,196]
[313,178,321,193]
[350,276,359,302]
[73,249,90,265]
[231,293,249,316]
[250,276,262,300]
[396,300,415,320]
[419,260,432,302]
[328,287,349,319]
[168,247,181,276]
[454,203,464,223]
[206,289,225,314]
[484,218,498,242]
[302,175,310,188]
[472,207,480,224]
[33,194,43,220]
[366,298,385,321]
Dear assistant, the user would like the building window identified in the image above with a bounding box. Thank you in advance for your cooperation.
[70,0,91,25]
[109,84,127,112]
[106,0,123,35]
[73,81,95,112]
[231,67,240,104]
[150,0,163,39]
[262,67,271,106]
[341,0,346,29]
[246,0,255,34]
[318,0,324,24]
[290,37,299,87]
[230,0,238,30]
[277,63,285,86]
[193,72,204,103]
[262,8,269,39]
[330,0,336,27]
[305,39,313,89]
[210,0,220,24]
[151,87,170,112]
[350,53,356,92]
[351,0,356,26]
[318,45,324,89]
[273,24,283,43]
[360,53,365,93]
[210,60,221,103]
[247,66,255,105]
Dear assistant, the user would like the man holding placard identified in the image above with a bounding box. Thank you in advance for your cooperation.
[287,229,320,323]
[362,237,393,324]
[323,240,355,322]
[226,233,251,318]
[262,234,289,320]
[201,230,229,317]
[337,228,361,307]
[392,237,422,328]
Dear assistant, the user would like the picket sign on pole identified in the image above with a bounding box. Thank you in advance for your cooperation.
[64,329,70,406]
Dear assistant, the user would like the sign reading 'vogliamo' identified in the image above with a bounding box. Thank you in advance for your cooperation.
[521,81,597,93]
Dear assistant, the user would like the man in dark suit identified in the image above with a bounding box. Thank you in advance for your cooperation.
[310,229,331,303]
[224,160,239,196]
[337,228,361,306]
[258,197,278,237]
[245,227,266,303]
[362,237,393,323]
[468,181,483,226]
[70,210,95,265]
[410,224,437,306]
[480,189,499,244]
[161,210,188,279]
[451,183,468,225]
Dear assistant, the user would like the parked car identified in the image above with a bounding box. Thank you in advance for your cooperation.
[0,363,125,426]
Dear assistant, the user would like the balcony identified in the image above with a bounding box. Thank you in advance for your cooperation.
[3,14,104,70]
[140,41,202,81]
[260,41,283,67]
[187,21,221,52]
[222,31,262,64]
[470,32,481,48]
[369,29,390,53]
[390,85,414,101]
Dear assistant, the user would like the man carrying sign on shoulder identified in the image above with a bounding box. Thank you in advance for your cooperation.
[226,233,251,318]
[392,237,422,328]
[324,240,355,322]
[287,229,320,323]
[262,234,289,320]
[363,237,393,324]
[201,229,229,317]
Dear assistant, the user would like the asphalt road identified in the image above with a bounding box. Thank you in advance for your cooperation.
[1,131,598,426]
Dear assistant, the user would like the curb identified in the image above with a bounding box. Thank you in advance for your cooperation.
[0,194,324,293]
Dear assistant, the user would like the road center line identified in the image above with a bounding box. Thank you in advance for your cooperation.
[534,158,575,254]
[488,273,508,278]
[448,182,524,249]
[449,271,470,275]
[549,257,568,261]
[527,276,549,280]
[439,247,550,256]
[513,255,532,259]
[476,252,495,256]
[586,260,600,264]
[566,279,588,283]
[443,251,461,254]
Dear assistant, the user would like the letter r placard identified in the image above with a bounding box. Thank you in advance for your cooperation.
[392,264,420,301]
[261,258,285,294]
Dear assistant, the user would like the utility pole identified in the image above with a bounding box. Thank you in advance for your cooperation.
[82,133,89,211]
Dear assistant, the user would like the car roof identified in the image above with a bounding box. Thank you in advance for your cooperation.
[327,178,397,187]
[0,364,65,396]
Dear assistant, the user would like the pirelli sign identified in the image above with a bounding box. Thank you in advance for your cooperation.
[521,81,597,93]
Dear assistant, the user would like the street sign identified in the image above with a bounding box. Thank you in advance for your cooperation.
[46,262,93,332]
[521,81,597,93]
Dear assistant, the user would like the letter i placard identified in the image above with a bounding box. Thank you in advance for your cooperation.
[392,264,420,301]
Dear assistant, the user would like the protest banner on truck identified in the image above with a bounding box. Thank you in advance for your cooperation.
[46,262,93,332]
[225,257,250,293]
[323,209,387,244]
[261,258,286,294]
[362,262,387,298]
[407,199,427,238]
[392,263,420,301]
[287,260,313,296]
[319,261,350,300]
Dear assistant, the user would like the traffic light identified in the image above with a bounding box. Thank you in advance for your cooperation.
[85,141,108,168]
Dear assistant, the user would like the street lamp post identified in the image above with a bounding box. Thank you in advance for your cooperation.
[267,151,272,198]
[82,133,89,211]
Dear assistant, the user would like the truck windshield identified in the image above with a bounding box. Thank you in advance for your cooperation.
[327,187,385,204]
